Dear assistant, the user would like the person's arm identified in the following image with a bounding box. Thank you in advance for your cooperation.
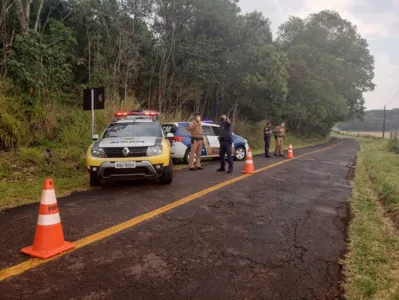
[225,117,231,125]
[188,120,198,131]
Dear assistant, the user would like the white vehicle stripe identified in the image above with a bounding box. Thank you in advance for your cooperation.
[37,213,61,226]
[40,190,57,205]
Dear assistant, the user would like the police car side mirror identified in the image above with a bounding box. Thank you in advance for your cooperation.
[92,134,99,141]
[166,133,174,138]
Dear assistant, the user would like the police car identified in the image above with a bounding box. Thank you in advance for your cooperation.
[162,121,249,163]
[86,110,173,186]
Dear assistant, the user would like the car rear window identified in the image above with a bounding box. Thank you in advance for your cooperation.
[212,126,220,136]
[202,125,215,135]
[162,124,178,134]
[162,123,191,136]
[176,124,190,135]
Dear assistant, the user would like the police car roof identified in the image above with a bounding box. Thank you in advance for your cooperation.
[180,122,215,126]
[162,122,215,125]
[112,119,155,124]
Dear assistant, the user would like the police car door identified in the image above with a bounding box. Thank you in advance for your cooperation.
[205,125,220,157]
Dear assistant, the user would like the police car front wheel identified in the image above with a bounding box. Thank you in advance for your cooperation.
[90,172,101,187]
[234,146,246,161]
[159,159,173,184]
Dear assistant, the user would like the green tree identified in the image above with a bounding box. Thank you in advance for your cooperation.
[278,11,375,123]
[6,19,77,100]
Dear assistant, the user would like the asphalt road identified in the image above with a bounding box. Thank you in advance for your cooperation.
[0,137,359,299]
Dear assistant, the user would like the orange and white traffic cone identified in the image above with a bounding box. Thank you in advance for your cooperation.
[242,148,255,174]
[21,179,75,259]
[287,143,294,159]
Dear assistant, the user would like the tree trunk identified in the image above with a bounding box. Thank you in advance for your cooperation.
[14,0,27,32]
[87,30,91,84]
[148,47,159,109]
[34,0,44,31]
[124,65,129,103]
[23,0,32,31]
[14,0,33,32]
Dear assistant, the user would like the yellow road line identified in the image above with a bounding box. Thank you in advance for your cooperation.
[0,139,341,281]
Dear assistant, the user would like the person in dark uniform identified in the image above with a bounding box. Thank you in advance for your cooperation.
[217,114,234,173]
[264,121,272,158]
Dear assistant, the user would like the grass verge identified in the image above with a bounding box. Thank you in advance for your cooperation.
[344,138,399,300]
[356,138,399,227]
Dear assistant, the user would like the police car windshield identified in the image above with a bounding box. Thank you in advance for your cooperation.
[103,122,162,138]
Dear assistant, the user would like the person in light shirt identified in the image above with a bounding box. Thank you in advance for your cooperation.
[274,122,288,157]
[187,113,204,171]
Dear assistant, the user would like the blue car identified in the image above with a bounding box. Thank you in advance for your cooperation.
[162,121,249,164]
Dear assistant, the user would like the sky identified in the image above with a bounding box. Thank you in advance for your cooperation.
[238,0,399,110]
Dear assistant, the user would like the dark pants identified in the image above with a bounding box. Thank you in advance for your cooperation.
[219,140,233,170]
[264,138,270,157]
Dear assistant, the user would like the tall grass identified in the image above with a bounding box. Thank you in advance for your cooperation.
[358,138,399,227]
[344,138,399,300]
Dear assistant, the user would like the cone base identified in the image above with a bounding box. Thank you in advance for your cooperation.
[242,170,255,174]
[21,241,75,259]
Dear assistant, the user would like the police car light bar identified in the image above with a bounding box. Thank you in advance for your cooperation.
[202,120,213,123]
[114,110,159,117]
[130,111,158,116]
[115,112,128,117]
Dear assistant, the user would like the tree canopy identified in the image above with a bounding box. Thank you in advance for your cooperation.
[0,0,375,137]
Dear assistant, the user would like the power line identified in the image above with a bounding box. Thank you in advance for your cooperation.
[386,89,399,107]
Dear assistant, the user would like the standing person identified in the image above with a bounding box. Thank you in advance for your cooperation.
[274,122,287,157]
[217,114,234,173]
[187,113,204,171]
[264,121,272,158]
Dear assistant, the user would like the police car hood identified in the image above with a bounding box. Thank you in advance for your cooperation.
[98,137,159,148]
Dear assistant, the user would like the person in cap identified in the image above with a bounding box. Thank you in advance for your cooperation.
[187,113,204,171]
[274,122,287,157]
[264,121,272,158]
[217,114,234,173]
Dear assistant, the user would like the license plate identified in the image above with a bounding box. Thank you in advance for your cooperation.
[115,162,136,169]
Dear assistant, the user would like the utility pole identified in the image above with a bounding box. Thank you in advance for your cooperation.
[382,105,386,139]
